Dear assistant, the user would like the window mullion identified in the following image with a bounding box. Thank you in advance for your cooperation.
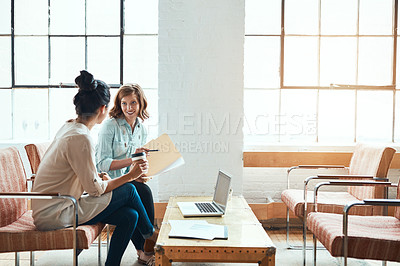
[392,0,398,142]
[84,0,87,70]
[278,0,285,142]
[120,0,124,85]
[354,0,361,143]
[48,0,50,85]
[316,0,322,143]
[11,0,15,87]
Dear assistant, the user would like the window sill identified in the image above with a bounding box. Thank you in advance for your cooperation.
[244,143,357,152]
[243,142,400,168]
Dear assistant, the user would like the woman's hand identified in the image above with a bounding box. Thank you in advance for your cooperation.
[135,147,150,156]
[99,172,111,181]
[127,159,148,182]
[135,175,150,183]
[104,160,148,193]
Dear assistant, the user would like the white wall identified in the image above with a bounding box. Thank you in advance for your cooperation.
[157,0,245,202]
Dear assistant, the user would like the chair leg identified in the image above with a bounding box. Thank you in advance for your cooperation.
[98,234,102,266]
[303,211,307,266]
[30,251,35,266]
[286,207,291,246]
[285,207,324,252]
[313,234,317,266]
[73,248,79,266]
[74,250,78,266]
[107,224,110,253]
[15,252,20,266]
[285,209,306,250]
[285,207,304,249]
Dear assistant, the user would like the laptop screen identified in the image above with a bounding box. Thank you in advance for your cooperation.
[213,171,231,209]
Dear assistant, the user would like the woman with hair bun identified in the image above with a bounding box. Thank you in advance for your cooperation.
[32,70,157,266]
[96,83,156,265]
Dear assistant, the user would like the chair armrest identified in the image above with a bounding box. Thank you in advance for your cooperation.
[303,174,378,186]
[298,165,345,169]
[327,180,394,186]
[287,165,348,190]
[312,180,395,210]
[303,176,388,210]
[316,174,375,179]
[0,191,79,258]
[343,198,400,216]
[0,192,76,210]
[0,192,60,198]
[288,165,346,173]
[363,199,400,206]
[314,180,394,200]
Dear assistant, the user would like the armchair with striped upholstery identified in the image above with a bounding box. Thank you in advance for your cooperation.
[308,179,400,265]
[24,142,50,181]
[0,146,104,266]
[280,143,396,264]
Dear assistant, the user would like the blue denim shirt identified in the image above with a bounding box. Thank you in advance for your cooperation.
[95,117,147,179]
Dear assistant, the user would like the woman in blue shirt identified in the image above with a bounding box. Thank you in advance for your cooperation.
[96,83,155,264]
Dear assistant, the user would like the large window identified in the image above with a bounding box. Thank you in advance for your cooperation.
[0,0,158,141]
[244,0,399,146]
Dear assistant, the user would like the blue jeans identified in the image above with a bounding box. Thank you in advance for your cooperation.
[130,180,154,252]
[84,183,154,266]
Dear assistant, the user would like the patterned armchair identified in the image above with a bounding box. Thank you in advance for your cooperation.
[24,142,50,181]
[25,142,113,254]
[308,180,400,265]
[280,143,395,264]
[0,146,104,266]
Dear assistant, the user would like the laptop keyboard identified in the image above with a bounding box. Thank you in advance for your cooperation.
[195,202,218,213]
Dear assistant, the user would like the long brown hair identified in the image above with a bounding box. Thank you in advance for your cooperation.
[109,83,149,120]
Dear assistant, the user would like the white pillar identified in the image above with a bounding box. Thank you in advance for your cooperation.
[158,0,245,201]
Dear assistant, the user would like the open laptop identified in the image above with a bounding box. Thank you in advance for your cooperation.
[177,170,232,217]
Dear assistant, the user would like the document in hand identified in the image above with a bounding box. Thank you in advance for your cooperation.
[168,220,228,240]
[143,133,185,177]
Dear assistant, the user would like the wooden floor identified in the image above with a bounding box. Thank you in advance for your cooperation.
[1,228,399,265]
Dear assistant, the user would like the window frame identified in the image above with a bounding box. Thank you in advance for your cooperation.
[244,0,399,147]
[1,0,158,140]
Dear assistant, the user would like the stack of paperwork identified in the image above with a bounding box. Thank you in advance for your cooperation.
[168,220,228,240]
[144,134,184,177]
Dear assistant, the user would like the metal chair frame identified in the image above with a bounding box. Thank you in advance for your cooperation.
[311,180,395,266]
[0,193,85,266]
[285,165,348,250]
[286,166,386,266]
[24,143,109,265]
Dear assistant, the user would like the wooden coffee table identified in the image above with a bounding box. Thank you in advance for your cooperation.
[155,196,276,265]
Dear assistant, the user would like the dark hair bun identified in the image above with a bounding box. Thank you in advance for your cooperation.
[75,70,97,91]
[73,70,111,118]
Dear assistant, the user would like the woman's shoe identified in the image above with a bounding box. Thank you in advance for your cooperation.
[137,250,155,266]
[143,229,159,254]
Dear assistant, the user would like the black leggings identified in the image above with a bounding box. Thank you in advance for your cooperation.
[130,180,154,250]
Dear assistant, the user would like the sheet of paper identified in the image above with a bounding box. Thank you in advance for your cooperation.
[143,134,184,177]
[168,220,227,240]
